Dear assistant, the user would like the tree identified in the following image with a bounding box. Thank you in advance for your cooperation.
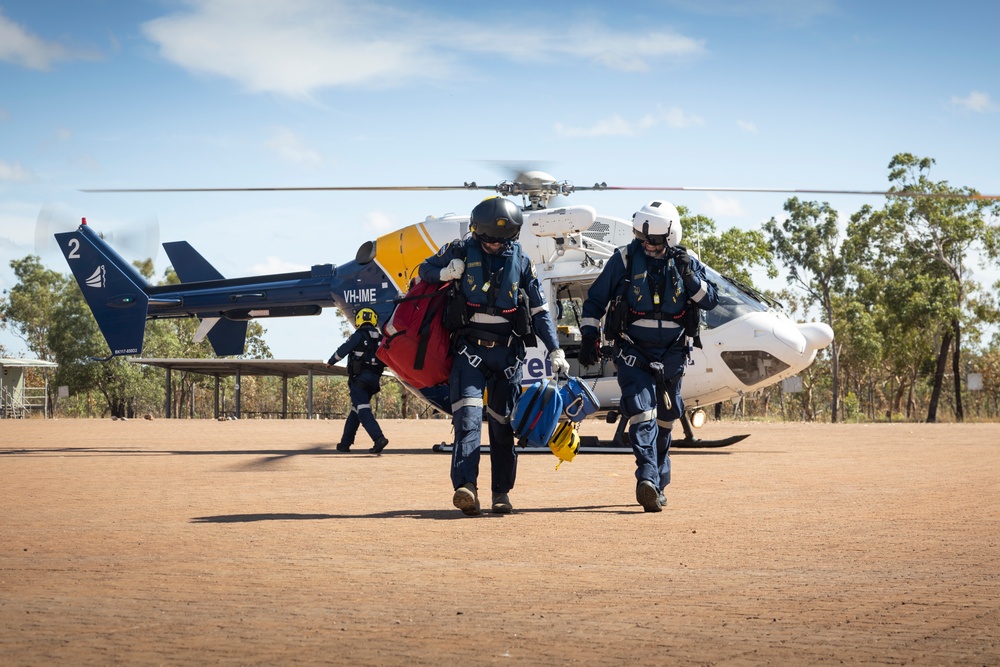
[850,153,1000,422]
[138,264,272,416]
[680,207,777,287]
[3,253,276,418]
[0,256,70,361]
[832,296,883,420]
[764,198,847,422]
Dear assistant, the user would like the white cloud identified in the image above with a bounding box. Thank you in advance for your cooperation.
[0,159,31,182]
[555,114,633,138]
[736,119,758,133]
[0,8,98,69]
[456,24,705,72]
[555,107,704,138]
[265,127,322,168]
[141,0,706,98]
[143,0,450,99]
[950,91,996,113]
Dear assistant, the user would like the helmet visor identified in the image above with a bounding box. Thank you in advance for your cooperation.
[476,233,513,244]
[634,229,668,246]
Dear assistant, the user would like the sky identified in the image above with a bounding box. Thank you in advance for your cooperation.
[1,0,998,360]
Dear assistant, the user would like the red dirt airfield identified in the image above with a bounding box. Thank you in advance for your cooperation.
[2,418,998,666]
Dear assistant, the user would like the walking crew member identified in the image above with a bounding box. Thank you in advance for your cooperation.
[419,196,570,515]
[327,307,389,454]
[579,201,718,512]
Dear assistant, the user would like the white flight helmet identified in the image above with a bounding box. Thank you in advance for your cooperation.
[632,200,682,248]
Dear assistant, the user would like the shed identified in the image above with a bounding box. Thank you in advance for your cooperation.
[128,358,348,419]
[0,358,58,418]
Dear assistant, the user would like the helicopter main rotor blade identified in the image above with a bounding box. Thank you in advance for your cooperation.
[583,185,1000,200]
[79,184,494,193]
[80,183,1000,200]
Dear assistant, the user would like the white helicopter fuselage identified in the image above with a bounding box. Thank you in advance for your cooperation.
[367,205,833,416]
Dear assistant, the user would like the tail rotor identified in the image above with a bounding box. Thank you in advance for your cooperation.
[35,203,160,264]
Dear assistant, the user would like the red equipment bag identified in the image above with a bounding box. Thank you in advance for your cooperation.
[376,279,453,389]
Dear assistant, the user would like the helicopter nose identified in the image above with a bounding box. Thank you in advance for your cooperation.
[798,322,834,351]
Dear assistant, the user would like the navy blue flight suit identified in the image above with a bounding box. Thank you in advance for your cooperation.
[329,324,386,451]
[581,240,718,497]
[419,237,561,495]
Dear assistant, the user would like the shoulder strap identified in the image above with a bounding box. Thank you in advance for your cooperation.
[515,380,549,435]
[413,284,450,370]
[526,383,556,432]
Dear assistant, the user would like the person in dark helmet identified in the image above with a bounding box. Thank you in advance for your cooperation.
[327,307,389,454]
[579,200,718,512]
[419,196,570,516]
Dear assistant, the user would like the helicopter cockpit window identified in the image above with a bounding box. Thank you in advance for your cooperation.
[701,266,770,330]
[552,283,590,348]
[554,296,584,347]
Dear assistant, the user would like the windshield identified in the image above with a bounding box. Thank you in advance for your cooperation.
[702,266,771,329]
[550,266,775,331]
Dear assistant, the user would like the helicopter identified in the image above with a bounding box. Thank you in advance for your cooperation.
[60,171,992,449]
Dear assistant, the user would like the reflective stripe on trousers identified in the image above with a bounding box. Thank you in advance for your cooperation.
[616,358,681,491]
[448,341,522,493]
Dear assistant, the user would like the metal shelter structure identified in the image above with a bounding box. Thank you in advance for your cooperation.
[1,358,58,419]
[128,358,348,419]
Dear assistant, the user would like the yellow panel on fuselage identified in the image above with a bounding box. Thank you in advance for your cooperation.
[373,222,441,293]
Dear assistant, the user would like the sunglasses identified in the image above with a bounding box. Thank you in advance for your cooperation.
[634,230,667,247]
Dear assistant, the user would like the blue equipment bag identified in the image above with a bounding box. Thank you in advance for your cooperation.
[512,378,564,448]
[559,376,600,423]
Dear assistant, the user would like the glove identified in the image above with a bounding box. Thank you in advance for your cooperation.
[549,349,571,376]
[578,335,601,367]
[439,258,465,282]
[671,245,694,280]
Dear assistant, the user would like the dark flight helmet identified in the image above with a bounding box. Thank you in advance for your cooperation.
[470,196,523,243]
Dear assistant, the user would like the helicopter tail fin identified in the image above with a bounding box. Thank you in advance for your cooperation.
[197,317,247,356]
[162,240,247,356]
[55,222,150,358]
[162,241,224,282]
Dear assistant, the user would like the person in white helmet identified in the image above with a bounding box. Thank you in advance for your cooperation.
[419,196,570,516]
[578,200,718,512]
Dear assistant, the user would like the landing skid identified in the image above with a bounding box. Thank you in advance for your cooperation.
[672,410,750,448]
[670,433,750,449]
[601,410,750,450]
[431,412,750,453]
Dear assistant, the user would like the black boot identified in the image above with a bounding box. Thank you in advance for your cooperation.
[369,437,388,454]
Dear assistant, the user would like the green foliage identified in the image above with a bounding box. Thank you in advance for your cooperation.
[848,153,1000,421]
[764,198,847,304]
[764,197,847,421]
[841,392,860,421]
[1,256,69,361]
[679,205,777,286]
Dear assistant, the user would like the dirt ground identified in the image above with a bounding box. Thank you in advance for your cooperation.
[1,418,998,666]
